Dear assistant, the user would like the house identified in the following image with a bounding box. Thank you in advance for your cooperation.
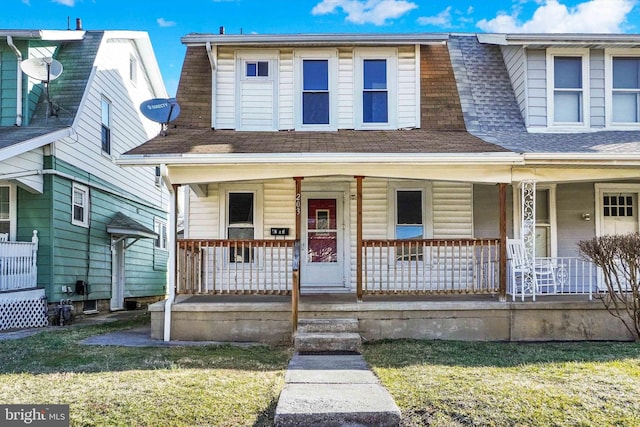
[118,31,640,343]
[0,26,169,330]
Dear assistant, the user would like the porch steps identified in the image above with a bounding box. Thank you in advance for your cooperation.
[295,318,362,353]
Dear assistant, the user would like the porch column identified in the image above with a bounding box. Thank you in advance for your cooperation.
[499,183,507,302]
[356,176,364,301]
[521,180,537,299]
[292,177,303,335]
[164,183,179,342]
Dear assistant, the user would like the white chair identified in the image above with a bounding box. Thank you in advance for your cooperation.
[507,238,556,300]
[0,233,8,242]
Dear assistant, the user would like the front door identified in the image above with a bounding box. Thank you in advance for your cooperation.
[601,193,638,235]
[301,192,345,292]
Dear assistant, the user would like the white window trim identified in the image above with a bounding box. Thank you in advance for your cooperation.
[294,49,338,131]
[71,182,90,228]
[218,184,264,240]
[512,184,557,258]
[354,47,398,130]
[387,181,433,240]
[595,183,640,237]
[546,48,590,129]
[605,48,640,129]
[0,183,17,240]
[235,50,279,131]
[154,218,167,250]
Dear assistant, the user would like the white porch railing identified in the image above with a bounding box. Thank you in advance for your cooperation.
[508,256,599,300]
[0,231,39,292]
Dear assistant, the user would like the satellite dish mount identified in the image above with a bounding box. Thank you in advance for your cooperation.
[20,57,64,117]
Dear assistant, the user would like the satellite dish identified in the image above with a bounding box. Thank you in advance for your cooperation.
[20,57,64,82]
[140,98,180,136]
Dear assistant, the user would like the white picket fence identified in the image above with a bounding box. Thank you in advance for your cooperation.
[0,231,39,292]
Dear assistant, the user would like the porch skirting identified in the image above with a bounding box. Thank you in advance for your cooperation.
[148,296,635,343]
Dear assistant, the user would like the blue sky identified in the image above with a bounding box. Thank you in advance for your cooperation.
[1,0,638,96]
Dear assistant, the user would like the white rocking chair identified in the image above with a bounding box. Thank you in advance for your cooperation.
[506,238,556,300]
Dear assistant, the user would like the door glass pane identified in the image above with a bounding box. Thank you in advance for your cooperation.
[228,193,253,225]
[535,189,549,223]
[246,62,257,77]
[613,93,639,122]
[535,226,550,257]
[257,61,269,77]
[554,57,582,88]
[307,199,337,263]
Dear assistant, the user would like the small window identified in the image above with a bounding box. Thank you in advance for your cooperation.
[603,194,635,217]
[101,97,111,154]
[363,59,388,123]
[246,61,269,77]
[0,186,9,235]
[72,183,89,227]
[129,55,138,84]
[553,56,583,123]
[612,57,640,123]
[302,59,329,125]
[154,219,167,250]
[228,192,254,263]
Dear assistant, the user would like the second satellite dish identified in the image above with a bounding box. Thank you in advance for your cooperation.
[140,98,181,123]
[20,57,64,82]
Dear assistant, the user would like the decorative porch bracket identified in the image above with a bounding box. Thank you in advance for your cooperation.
[521,180,536,298]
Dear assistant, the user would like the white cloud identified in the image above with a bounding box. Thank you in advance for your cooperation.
[477,0,636,33]
[157,18,177,27]
[22,0,31,5]
[417,6,451,26]
[312,0,418,26]
[52,0,75,6]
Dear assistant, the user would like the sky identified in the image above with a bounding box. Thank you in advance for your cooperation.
[1,0,638,97]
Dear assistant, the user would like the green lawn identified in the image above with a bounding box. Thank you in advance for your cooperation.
[362,339,640,427]
[2,316,639,426]
[0,314,291,427]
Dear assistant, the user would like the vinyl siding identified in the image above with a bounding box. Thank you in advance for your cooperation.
[526,49,547,128]
[216,47,235,129]
[590,49,605,128]
[239,80,275,130]
[473,184,514,238]
[0,49,19,126]
[397,46,417,129]
[278,49,294,130]
[337,48,354,129]
[432,182,473,238]
[501,46,527,125]
[0,148,44,193]
[556,182,595,257]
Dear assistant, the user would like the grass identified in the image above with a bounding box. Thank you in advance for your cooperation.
[0,313,292,427]
[2,317,640,426]
[361,339,640,427]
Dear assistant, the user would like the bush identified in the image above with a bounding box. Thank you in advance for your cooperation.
[578,233,640,341]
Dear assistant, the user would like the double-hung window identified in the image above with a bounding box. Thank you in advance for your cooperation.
[363,59,388,123]
[302,59,330,125]
[101,97,111,154]
[356,49,396,129]
[395,190,424,261]
[154,219,167,250]
[0,186,10,236]
[611,57,640,124]
[548,50,588,127]
[72,183,89,227]
[227,192,255,263]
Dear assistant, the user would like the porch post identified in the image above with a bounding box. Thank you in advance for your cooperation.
[292,177,303,336]
[356,176,364,301]
[521,180,536,300]
[499,183,507,302]
[164,183,179,342]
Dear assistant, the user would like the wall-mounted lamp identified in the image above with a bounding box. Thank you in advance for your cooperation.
[582,213,591,221]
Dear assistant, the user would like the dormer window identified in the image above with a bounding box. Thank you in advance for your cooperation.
[246,61,269,78]
[363,59,388,123]
[612,57,640,123]
[302,59,330,125]
[355,48,397,130]
[547,49,589,128]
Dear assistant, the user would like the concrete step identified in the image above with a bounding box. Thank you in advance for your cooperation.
[297,318,359,334]
[295,332,362,353]
[275,354,401,427]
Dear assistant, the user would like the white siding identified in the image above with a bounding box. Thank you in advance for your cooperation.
[338,48,354,129]
[0,148,44,193]
[186,184,220,239]
[278,49,294,130]
[215,48,235,129]
[239,82,274,130]
[55,35,165,208]
[501,46,527,125]
[432,182,473,238]
[263,180,295,237]
[526,49,547,128]
[590,49,605,128]
[397,46,417,129]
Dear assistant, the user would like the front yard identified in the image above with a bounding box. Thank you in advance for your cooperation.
[1,314,639,426]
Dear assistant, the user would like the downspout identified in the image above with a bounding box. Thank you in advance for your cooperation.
[205,41,216,129]
[6,36,23,126]
[163,168,177,341]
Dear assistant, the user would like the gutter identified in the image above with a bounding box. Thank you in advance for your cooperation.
[117,152,525,166]
[524,152,640,166]
[6,36,23,126]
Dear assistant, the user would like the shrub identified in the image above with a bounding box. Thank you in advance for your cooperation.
[578,233,640,341]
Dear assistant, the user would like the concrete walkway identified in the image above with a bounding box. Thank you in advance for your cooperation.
[275,354,401,427]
